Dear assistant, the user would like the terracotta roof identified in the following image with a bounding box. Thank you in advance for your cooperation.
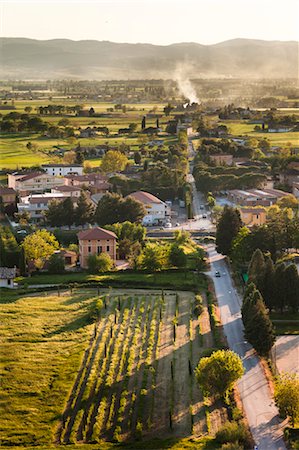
[18,172,45,182]
[0,186,16,195]
[52,185,81,192]
[77,227,117,241]
[128,191,163,205]
[0,267,16,279]
[240,208,266,214]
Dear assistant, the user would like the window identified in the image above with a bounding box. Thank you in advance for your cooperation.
[88,246,91,253]
[97,246,102,254]
[107,246,110,252]
[7,279,11,285]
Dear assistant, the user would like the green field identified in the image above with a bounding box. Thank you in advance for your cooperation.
[0,287,225,447]
[220,120,299,146]
[0,100,171,169]
[17,270,207,291]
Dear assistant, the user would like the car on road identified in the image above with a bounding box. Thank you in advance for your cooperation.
[165,222,172,228]
[200,205,204,209]
[175,222,180,227]
[202,214,207,219]
[215,271,221,277]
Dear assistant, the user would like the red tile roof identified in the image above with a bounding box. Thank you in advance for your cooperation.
[128,191,162,205]
[77,227,117,240]
[0,186,16,195]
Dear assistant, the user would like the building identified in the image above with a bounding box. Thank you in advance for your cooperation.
[0,186,17,206]
[127,191,171,225]
[0,267,16,289]
[228,188,288,207]
[42,164,83,177]
[64,173,111,194]
[51,185,82,197]
[17,193,74,221]
[8,172,64,196]
[240,208,267,227]
[78,227,117,269]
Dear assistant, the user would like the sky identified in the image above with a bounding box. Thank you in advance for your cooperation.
[0,0,299,45]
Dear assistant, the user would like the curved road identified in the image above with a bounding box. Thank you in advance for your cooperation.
[206,245,286,449]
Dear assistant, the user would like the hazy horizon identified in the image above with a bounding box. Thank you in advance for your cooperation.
[1,0,299,45]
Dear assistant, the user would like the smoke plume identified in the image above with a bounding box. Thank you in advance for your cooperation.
[175,66,200,104]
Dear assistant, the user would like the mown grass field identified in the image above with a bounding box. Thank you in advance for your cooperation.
[0,287,225,448]
[220,120,299,146]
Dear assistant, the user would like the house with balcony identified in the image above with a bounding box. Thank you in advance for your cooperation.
[78,227,117,269]
[127,191,171,225]
[8,172,64,196]
[17,193,74,222]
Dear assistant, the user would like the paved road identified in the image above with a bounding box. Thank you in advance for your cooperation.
[206,245,286,450]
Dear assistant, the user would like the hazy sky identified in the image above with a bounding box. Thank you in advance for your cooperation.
[1,0,299,44]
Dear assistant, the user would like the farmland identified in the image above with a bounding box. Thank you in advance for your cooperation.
[0,287,227,447]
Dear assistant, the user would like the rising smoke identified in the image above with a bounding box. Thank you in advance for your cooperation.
[175,66,200,105]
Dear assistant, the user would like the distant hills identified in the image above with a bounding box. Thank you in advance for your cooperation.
[0,37,298,79]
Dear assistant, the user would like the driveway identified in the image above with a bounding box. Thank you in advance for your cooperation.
[206,245,286,450]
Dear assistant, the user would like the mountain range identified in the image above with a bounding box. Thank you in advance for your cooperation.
[0,37,298,79]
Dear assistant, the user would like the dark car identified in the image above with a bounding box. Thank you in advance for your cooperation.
[215,271,221,277]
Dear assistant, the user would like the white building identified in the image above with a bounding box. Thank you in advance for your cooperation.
[0,267,16,289]
[18,193,75,221]
[41,164,83,176]
[127,191,171,225]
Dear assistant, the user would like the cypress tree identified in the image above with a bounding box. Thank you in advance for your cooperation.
[248,248,266,293]
[274,263,287,313]
[243,289,276,357]
[18,246,26,276]
[262,255,275,311]
[284,264,299,313]
[216,205,242,256]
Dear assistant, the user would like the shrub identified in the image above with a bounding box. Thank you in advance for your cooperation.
[216,421,250,445]
[48,253,65,274]
[220,443,243,450]
[87,253,113,274]
[194,294,203,315]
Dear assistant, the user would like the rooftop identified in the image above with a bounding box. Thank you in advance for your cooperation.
[78,227,117,241]
[128,191,163,205]
[0,267,16,279]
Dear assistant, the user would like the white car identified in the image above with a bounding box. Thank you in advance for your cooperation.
[165,222,172,228]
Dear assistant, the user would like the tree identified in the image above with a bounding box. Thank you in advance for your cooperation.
[262,255,275,311]
[74,191,94,226]
[129,123,137,132]
[94,193,146,226]
[134,151,142,165]
[87,253,113,274]
[24,106,32,114]
[248,248,266,293]
[18,246,27,276]
[141,243,167,271]
[242,287,275,357]
[275,373,299,426]
[101,150,128,173]
[273,263,287,313]
[284,264,299,312]
[163,103,174,116]
[48,253,65,274]
[21,230,59,269]
[168,244,187,269]
[195,350,244,400]
[277,194,299,210]
[216,206,242,255]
